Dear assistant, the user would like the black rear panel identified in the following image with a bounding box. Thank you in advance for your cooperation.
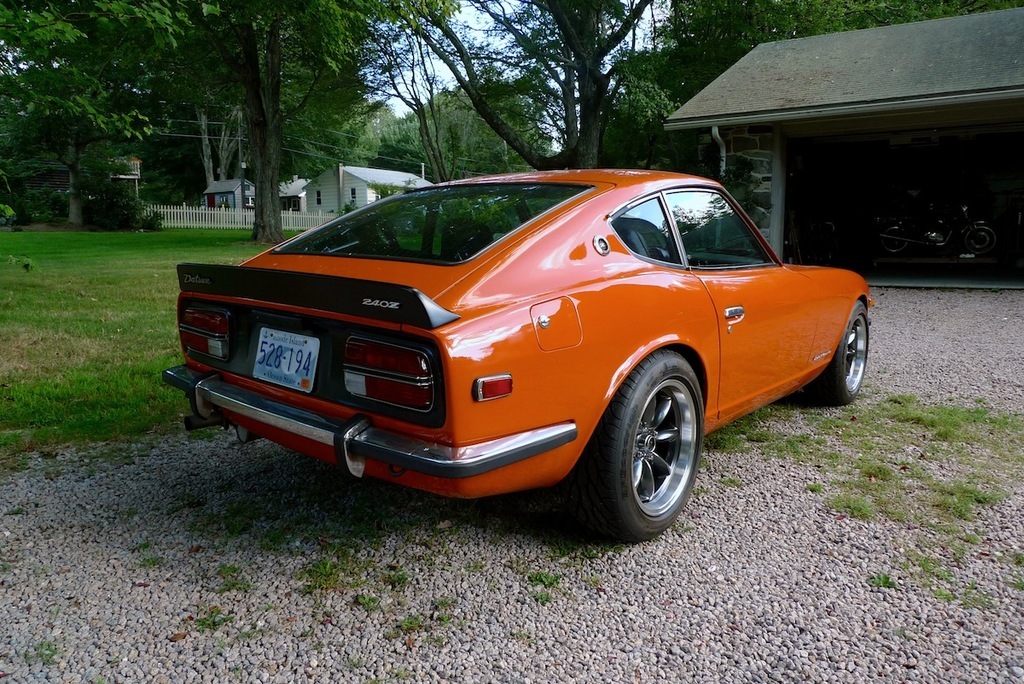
[176,263,459,330]
[179,297,447,428]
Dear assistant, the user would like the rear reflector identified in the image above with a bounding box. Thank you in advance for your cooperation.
[474,374,513,401]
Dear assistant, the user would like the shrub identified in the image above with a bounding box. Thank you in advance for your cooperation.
[82,178,160,231]
[19,188,68,224]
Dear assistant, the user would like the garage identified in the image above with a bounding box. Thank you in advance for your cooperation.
[664,8,1024,287]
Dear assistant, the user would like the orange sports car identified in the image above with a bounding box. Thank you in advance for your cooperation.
[164,169,870,541]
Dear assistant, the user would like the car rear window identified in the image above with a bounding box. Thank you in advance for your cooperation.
[278,183,590,263]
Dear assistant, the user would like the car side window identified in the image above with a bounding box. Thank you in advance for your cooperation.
[664,190,773,268]
[610,198,681,264]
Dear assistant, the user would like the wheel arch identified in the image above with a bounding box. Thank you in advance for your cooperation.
[601,340,711,421]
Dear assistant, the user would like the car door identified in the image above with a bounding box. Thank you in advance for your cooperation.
[663,189,820,422]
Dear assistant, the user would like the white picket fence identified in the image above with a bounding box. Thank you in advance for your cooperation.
[149,205,333,231]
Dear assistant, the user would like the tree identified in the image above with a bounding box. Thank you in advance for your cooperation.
[404,0,655,170]
[0,1,186,225]
[367,21,532,181]
[369,21,452,181]
[186,1,439,243]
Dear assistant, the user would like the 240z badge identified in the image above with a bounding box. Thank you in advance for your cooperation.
[362,298,401,310]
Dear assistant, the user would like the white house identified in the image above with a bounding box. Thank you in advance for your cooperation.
[279,175,309,212]
[305,165,431,213]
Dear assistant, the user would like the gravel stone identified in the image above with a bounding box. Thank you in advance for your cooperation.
[1,286,1023,682]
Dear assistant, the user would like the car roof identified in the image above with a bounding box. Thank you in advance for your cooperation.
[436,168,717,190]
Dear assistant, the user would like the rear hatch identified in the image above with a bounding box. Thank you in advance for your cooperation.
[176,263,451,428]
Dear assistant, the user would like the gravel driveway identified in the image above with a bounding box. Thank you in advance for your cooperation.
[2,287,1023,683]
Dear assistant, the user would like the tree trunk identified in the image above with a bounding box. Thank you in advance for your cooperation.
[248,118,283,243]
[237,23,284,244]
[217,108,241,181]
[66,145,84,227]
[576,68,607,169]
[197,109,216,187]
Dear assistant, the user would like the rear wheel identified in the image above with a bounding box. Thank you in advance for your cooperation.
[879,225,907,253]
[569,351,703,542]
[804,301,869,406]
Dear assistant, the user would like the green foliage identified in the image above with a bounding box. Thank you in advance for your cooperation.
[399,614,425,632]
[24,640,60,666]
[0,2,187,48]
[355,594,381,612]
[216,564,253,593]
[18,189,68,225]
[383,567,411,588]
[298,558,344,594]
[135,541,164,568]
[929,481,1004,521]
[194,605,233,633]
[6,255,35,271]
[828,492,875,520]
[81,178,162,231]
[868,573,898,589]
[527,571,561,589]
[394,1,653,169]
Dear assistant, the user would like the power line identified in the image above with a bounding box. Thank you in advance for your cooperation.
[156,123,531,175]
[162,117,527,170]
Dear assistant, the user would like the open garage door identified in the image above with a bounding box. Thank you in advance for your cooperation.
[785,129,1024,285]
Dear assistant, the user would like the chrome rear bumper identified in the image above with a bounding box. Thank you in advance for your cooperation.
[162,365,577,479]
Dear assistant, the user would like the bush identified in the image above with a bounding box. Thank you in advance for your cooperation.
[19,189,68,224]
[138,206,163,232]
[82,179,160,231]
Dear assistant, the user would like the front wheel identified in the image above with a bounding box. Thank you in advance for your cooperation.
[963,222,996,256]
[568,351,703,542]
[804,301,869,406]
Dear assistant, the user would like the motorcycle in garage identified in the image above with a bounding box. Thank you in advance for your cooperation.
[877,199,997,257]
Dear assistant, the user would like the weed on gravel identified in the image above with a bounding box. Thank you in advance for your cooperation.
[705,392,1024,598]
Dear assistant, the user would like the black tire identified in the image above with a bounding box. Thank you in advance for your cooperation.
[879,226,907,254]
[963,222,996,256]
[804,301,869,406]
[568,351,703,542]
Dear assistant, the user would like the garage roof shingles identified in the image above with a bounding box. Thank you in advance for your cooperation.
[666,8,1024,129]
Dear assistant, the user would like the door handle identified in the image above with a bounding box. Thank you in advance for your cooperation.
[724,306,745,322]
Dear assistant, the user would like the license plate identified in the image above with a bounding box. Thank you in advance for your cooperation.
[252,327,320,393]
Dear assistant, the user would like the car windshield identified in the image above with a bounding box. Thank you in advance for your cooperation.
[279,182,591,263]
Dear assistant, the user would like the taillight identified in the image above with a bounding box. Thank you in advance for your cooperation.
[343,337,433,411]
[180,307,231,360]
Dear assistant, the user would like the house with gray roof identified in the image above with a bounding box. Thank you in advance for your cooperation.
[279,175,310,212]
[665,8,1024,278]
[203,178,254,209]
[304,165,431,213]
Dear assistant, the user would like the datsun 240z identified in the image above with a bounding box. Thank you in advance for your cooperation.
[164,170,870,541]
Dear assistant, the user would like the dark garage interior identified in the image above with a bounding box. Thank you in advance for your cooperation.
[785,129,1024,285]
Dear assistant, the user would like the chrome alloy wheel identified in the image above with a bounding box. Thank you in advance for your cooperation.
[844,314,868,393]
[630,378,699,518]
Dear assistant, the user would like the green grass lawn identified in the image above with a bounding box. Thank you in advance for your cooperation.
[0,229,279,466]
